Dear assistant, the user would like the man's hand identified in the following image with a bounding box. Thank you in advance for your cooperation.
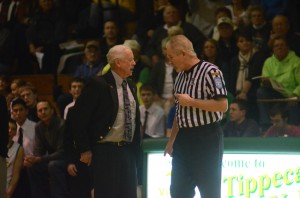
[175,94,192,107]
[80,151,92,166]
[24,155,41,167]
[67,164,78,176]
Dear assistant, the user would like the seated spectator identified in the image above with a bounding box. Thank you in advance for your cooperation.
[11,98,36,156]
[0,94,8,198]
[63,78,85,119]
[146,4,205,64]
[257,36,300,127]
[211,6,232,43]
[225,0,250,28]
[0,75,10,97]
[99,20,124,63]
[10,79,26,99]
[26,0,67,73]
[263,104,300,137]
[19,83,39,122]
[268,15,300,56]
[229,31,267,120]
[123,39,148,83]
[6,119,24,198]
[24,100,68,198]
[223,99,260,137]
[139,84,166,138]
[150,37,177,115]
[74,40,105,79]
[244,5,271,53]
[217,17,239,65]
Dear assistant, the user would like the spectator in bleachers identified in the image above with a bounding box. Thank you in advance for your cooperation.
[217,16,239,65]
[19,83,39,122]
[0,94,8,198]
[260,0,289,21]
[211,6,232,41]
[63,78,85,120]
[186,0,225,38]
[0,75,10,97]
[140,84,166,138]
[150,36,177,115]
[223,99,260,137]
[263,103,300,137]
[123,39,148,83]
[268,15,300,56]
[146,4,205,65]
[6,119,24,198]
[99,20,124,63]
[257,36,300,128]
[10,97,34,198]
[135,0,169,51]
[74,40,105,79]
[10,79,26,99]
[225,0,250,29]
[244,5,271,53]
[26,0,68,74]
[25,100,68,198]
[228,31,267,120]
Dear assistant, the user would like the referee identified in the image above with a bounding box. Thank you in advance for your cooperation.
[164,35,228,198]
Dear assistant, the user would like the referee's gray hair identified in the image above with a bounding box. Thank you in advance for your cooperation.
[106,45,131,66]
[167,35,196,57]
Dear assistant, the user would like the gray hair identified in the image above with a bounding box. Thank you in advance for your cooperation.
[166,35,196,57]
[106,45,131,65]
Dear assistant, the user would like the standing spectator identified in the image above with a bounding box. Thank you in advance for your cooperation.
[24,100,68,198]
[223,99,260,137]
[63,78,85,119]
[71,45,141,198]
[6,119,24,198]
[263,104,300,137]
[0,94,9,198]
[164,35,227,198]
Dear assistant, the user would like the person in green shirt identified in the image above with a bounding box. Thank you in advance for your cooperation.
[257,36,300,128]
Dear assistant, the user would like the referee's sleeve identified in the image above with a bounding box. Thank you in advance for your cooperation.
[207,68,227,98]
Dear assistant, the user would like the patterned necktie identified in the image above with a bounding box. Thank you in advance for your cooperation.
[17,127,23,146]
[122,80,132,142]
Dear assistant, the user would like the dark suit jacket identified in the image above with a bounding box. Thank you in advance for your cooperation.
[71,70,141,156]
[0,95,8,157]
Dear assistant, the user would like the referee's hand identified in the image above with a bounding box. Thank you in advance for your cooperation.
[175,94,191,107]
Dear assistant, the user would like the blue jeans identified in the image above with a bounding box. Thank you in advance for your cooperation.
[28,160,68,198]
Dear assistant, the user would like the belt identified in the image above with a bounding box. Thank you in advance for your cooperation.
[99,141,131,147]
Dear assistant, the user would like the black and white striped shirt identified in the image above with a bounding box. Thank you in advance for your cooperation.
[174,60,227,128]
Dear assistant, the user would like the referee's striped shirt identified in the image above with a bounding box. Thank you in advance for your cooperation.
[174,60,227,128]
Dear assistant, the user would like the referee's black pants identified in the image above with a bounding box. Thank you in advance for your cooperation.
[92,143,137,198]
[171,123,223,198]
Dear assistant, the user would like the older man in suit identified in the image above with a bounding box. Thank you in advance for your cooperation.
[71,44,141,198]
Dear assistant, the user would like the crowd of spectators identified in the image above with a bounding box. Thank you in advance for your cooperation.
[1,0,300,197]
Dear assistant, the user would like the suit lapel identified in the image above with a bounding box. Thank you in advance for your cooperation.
[103,71,118,122]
